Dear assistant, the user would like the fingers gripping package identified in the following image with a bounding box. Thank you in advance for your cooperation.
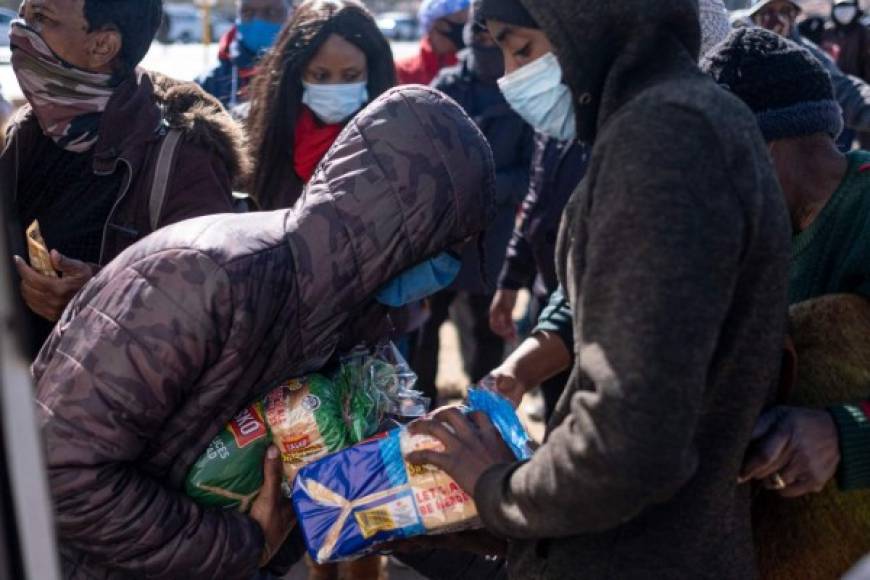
[291,389,533,563]
[185,343,426,511]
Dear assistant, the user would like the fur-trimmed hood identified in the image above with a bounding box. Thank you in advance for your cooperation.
[518,0,702,143]
[149,71,250,183]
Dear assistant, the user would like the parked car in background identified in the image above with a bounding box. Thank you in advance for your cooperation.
[157,4,233,45]
[0,8,18,47]
[158,4,201,44]
[377,12,419,41]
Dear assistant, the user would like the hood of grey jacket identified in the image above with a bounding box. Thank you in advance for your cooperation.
[519,0,702,142]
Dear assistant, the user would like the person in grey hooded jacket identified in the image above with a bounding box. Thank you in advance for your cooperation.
[406,1,792,578]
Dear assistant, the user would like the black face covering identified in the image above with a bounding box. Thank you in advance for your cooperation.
[469,43,505,82]
[464,19,503,82]
[443,20,467,51]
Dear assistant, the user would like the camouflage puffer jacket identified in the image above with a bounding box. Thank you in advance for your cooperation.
[32,85,495,580]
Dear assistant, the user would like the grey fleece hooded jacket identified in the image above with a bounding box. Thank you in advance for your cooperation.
[474,1,791,579]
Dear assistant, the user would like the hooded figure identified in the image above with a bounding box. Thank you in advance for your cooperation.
[31,85,495,580]
[821,0,870,97]
[464,1,791,578]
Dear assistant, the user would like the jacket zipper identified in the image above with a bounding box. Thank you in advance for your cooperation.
[97,158,133,266]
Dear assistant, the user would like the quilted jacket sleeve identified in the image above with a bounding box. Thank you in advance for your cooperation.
[33,251,264,578]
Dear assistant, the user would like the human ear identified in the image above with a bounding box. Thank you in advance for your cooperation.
[87,28,122,73]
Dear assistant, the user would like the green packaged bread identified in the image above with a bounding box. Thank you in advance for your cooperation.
[185,342,427,511]
[185,402,271,510]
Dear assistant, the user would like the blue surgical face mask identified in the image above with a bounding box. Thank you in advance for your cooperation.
[833,4,859,25]
[302,81,369,125]
[375,252,462,308]
[236,19,281,55]
[498,52,577,142]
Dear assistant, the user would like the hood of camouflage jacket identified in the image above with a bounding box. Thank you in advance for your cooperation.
[293,84,496,343]
[32,84,495,580]
[519,0,702,143]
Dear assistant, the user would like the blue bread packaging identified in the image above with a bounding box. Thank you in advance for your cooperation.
[291,388,533,563]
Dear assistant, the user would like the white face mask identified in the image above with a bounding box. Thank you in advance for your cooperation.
[497,52,577,142]
[833,4,859,24]
[302,81,369,125]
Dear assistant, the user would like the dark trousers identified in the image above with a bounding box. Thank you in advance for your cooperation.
[413,291,506,402]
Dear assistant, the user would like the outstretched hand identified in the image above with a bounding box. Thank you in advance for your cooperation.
[481,369,527,408]
[406,408,517,497]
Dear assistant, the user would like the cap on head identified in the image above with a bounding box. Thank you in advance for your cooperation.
[702,27,843,141]
[732,0,802,20]
[418,0,471,33]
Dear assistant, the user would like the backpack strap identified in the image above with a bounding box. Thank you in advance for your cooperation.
[149,128,183,231]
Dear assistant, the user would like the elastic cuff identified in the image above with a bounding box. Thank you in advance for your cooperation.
[829,403,870,491]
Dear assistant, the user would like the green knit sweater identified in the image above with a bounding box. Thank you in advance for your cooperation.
[790,150,870,303]
[537,151,870,491]
[790,150,870,491]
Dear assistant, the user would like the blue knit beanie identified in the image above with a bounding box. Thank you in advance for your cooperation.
[418,0,471,33]
[702,27,843,141]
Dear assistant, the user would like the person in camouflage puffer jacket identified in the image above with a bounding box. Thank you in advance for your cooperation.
[31,84,495,580]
